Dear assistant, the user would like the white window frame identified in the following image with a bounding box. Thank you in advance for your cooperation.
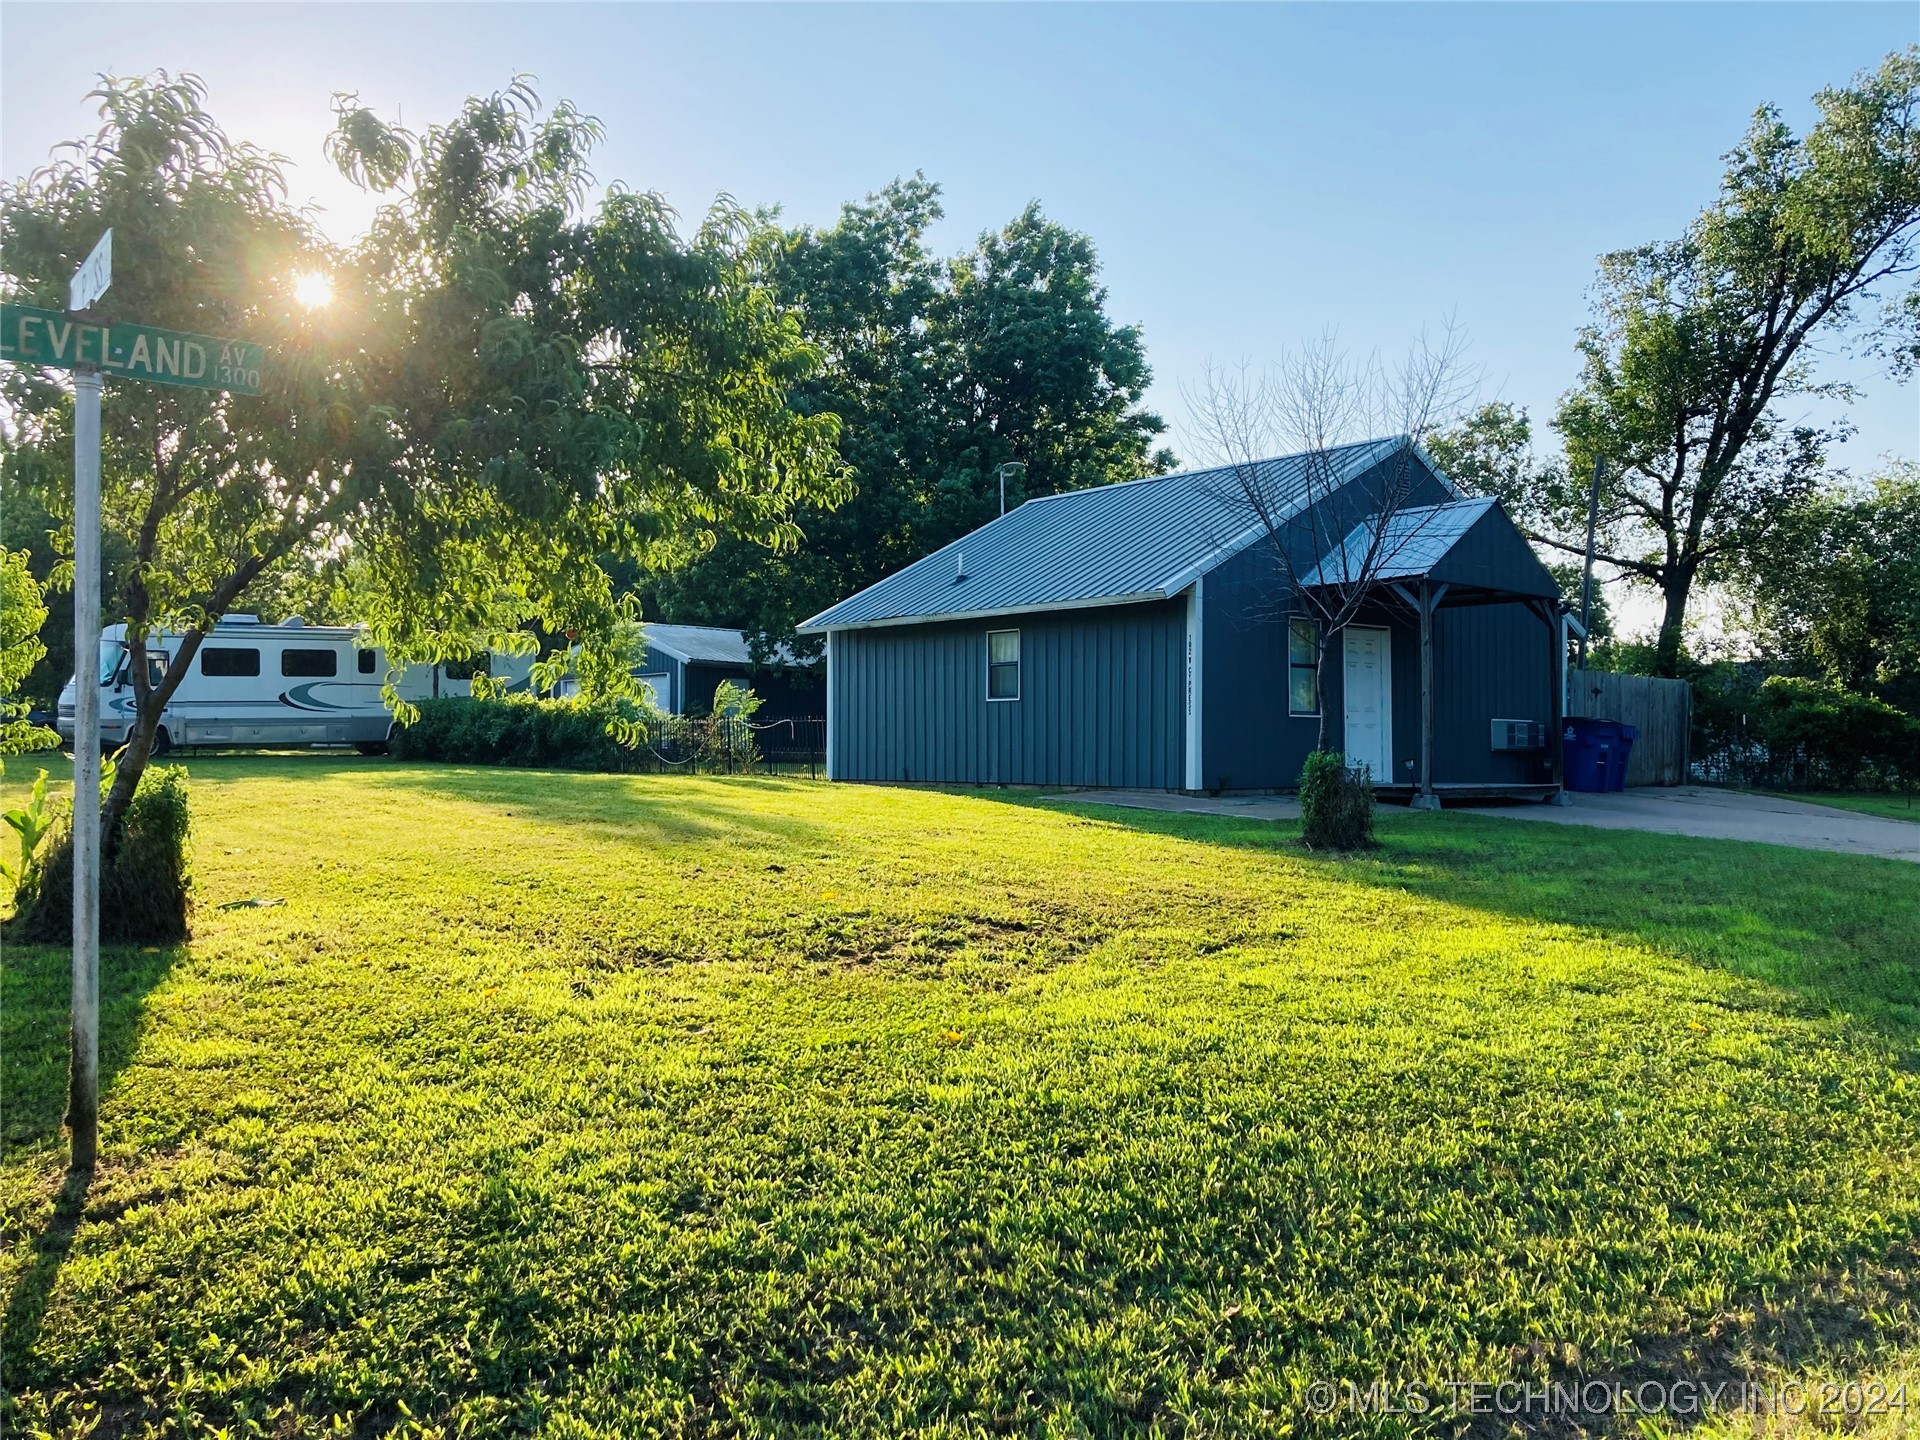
[986,628,1021,702]
[1287,616,1320,718]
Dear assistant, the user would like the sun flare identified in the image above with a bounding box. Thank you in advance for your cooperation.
[293,272,334,310]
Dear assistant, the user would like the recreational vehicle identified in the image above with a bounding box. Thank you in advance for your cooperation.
[59,615,528,755]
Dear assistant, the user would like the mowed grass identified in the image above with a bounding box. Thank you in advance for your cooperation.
[1763,791,1920,824]
[2,758,1917,1438]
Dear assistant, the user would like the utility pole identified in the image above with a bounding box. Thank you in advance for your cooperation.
[1578,455,1602,671]
[994,461,1026,517]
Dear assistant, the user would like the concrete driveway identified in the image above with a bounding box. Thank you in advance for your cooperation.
[1041,786,1920,863]
[1474,786,1920,863]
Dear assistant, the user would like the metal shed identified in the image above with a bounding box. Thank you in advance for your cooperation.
[798,437,1571,801]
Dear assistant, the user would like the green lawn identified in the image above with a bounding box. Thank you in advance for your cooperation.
[1765,790,1920,824]
[3,758,1917,1438]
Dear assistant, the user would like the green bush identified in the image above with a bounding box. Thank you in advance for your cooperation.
[1299,749,1375,850]
[1756,676,1920,789]
[9,763,194,943]
[390,694,651,772]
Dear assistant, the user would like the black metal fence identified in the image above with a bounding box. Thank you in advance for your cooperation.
[635,715,826,778]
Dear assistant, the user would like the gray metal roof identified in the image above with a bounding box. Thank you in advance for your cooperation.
[641,623,800,667]
[1297,497,1497,588]
[798,436,1434,632]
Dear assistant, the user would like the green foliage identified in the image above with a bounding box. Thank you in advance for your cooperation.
[1755,675,1920,789]
[388,694,651,772]
[1298,748,1376,850]
[2,759,1916,1432]
[0,547,57,753]
[1,768,55,908]
[1544,50,1920,675]
[1736,460,1920,716]
[1,72,842,840]
[638,178,1173,653]
[8,762,192,942]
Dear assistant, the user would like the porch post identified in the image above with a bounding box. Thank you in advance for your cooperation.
[1412,579,1440,811]
[1547,600,1571,804]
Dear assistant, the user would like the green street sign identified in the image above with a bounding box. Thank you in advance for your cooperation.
[0,303,263,395]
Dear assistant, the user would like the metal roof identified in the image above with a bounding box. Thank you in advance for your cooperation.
[641,623,800,667]
[1296,497,1497,588]
[798,436,1435,632]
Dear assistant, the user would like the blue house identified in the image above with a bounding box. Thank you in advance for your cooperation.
[632,624,822,724]
[796,436,1573,802]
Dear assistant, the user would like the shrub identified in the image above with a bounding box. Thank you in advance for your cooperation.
[1755,676,1920,790]
[9,763,194,943]
[1299,749,1375,851]
[389,694,651,772]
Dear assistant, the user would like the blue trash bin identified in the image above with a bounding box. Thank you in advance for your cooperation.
[1562,718,1613,793]
[1608,723,1639,792]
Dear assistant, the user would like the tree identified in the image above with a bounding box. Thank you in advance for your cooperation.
[0,548,58,754]
[1736,460,1920,714]
[1529,50,1920,677]
[1183,328,1477,754]
[1,74,840,852]
[639,179,1172,659]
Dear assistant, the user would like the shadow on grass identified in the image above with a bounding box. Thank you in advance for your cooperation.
[356,762,836,853]
[1,940,180,1363]
[984,791,1920,1045]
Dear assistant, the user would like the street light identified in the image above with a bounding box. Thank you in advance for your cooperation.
[993,461,1027,517]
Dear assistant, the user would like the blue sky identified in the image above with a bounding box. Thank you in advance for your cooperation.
[5,3,1916,481]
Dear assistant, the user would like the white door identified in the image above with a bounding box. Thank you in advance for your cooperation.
[1342,627,1392,781]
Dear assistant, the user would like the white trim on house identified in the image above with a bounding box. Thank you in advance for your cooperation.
[799,589,1173,635]
[1183,579,1204,790]
[985,628,1021,702]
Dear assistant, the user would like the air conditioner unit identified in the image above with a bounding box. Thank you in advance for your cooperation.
[1491,718,1547,752]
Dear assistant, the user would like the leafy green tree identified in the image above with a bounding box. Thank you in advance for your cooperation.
[1524,49,1920,677]
[0,74,839,845]
[0,547,58,753]
[641,179,1172,659]
[1737,461,1920,714]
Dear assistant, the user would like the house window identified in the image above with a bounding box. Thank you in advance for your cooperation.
[987,629,1020,701]
[281,648,338,677]
[200,647,260,678]
[356,648,378,674]
[1288,618,1319,716]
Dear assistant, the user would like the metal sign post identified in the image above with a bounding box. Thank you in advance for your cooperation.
[0,230,266,1173]
[69,364,102,1172]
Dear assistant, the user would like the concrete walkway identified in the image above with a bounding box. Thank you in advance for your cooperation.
[1040,786,1920,863]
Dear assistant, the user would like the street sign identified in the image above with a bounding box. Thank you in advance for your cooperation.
[69,229,112,312]
[0,303,263,395]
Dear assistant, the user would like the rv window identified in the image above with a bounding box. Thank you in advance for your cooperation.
[200,647,261,678]
[987,629,1020,701]
[356,648,378,674]
[282,648,338,678]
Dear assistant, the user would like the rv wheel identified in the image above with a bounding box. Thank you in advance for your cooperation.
[355,741,390,757]
[150,726,173,757]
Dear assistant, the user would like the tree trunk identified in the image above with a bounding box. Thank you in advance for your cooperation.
[98,696,161,859]
[1652,567,1694,679]
[1315,631,1336,754]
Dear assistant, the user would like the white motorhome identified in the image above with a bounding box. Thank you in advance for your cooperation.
[60,615,529,755]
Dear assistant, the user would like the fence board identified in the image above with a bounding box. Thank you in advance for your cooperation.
[1568,670,1692,786]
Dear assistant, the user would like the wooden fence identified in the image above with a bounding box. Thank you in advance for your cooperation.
[1567,670,1693,787]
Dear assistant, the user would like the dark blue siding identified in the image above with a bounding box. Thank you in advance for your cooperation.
[633,647,684,712]
[830,601,1186,787]
[1429,602,1558,785]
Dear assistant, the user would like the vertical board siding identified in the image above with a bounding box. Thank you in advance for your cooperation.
[1429,602,1558,786]
[829,599,1186,788]
[1569,670,1691,785]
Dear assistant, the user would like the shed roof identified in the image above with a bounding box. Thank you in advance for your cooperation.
[1296,497,1561,599]
[798,436,1440,632]
[641,624,800,667]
